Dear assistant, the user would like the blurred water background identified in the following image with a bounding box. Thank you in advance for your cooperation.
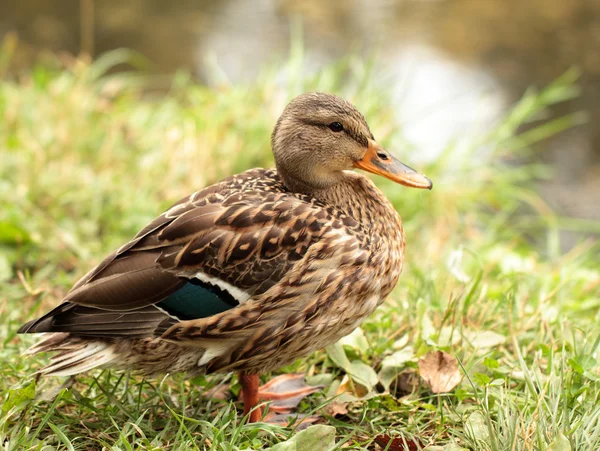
[1,0,599,249]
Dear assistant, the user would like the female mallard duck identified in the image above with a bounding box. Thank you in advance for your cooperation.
[19,92,431,422]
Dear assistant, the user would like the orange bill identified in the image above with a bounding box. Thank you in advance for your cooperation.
[353,140,432,190]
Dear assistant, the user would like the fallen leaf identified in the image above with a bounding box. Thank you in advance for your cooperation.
[347,360,378,391]
[323,401,348,418]
[465,411,490,443]
[466,330,506,349]
[437,326,462,346]
[374,434,422,451]
[305,373,335,387]
[393,370,420,397]
[393,334,410,350]
[378,347,415,390]
[268,425,336,451]
[326,342,351,371]
[336,374,368,399]
[441,444,469,451]
[547,433,571,451]
[339,327,370,354]
[418,351,462,393]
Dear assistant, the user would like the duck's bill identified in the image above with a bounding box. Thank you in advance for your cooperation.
[353,140,433,190]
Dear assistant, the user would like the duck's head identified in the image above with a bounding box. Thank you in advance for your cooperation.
[272,92,432,194]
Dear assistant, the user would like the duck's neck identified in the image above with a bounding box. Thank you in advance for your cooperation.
[301,171,402,234]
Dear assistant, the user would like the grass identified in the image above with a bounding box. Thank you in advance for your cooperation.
[0,40,599,450]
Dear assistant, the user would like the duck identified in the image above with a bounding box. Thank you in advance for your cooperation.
[18,92,432,423]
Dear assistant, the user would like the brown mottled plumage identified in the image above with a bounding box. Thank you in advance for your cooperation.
[18,92,431,421]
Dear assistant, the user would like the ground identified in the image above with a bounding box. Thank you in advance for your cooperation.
[0,48,598,450]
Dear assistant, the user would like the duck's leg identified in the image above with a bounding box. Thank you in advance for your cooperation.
[240,373,263,423]
[239,373,322,424]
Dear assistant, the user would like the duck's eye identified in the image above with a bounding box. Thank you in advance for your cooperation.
[328,122,344,132]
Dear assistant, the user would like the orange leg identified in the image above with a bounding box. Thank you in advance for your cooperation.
[240,373,262,423]
[239,373,322,424]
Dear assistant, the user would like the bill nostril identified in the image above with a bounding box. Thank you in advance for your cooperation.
[377,152,389,160]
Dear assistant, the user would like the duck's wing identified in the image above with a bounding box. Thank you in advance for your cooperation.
[18,169,358,338]
[158,225,370,373]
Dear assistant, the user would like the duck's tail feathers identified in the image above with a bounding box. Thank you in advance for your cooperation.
[25,333,117,376]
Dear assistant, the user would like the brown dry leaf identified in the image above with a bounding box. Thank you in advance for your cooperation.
[418,351,462,394]
[373,434,422,451]
[324,401,349,418]
[393,370,420,397]
[336,374,370,398]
